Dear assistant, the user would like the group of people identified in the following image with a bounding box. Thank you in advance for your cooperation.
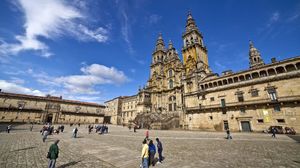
[88,124,109,134]
[141,131,163,168]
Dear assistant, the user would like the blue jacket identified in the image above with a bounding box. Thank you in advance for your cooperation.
[149,144,156,153]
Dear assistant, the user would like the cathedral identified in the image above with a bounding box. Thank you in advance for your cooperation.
[105,12,300,132]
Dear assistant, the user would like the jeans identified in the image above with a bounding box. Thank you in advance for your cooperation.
[48,159,56,168]
[142,158,148,168]
[149,151,155,166]
[158,149,163,162]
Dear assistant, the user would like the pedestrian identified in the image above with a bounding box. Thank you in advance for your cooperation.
[156,138,163,163]
[226,128,232,139]
[148,140,156,166]
[73,127,78,138]
[141,139,149,168]
[145,130,149,140]
[30,124,33,131]
[47,140,59,168]
[7,125,11,133]
[61,125,64,133]
[134,125,137,133]
[43,129,49,142]
[271,127,276,138]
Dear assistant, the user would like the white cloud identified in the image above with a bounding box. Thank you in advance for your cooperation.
[267,12,280,27]
[149,14,162,24]
[49,64,129,94]
[9,77,25,84]
[0,0,109,57]
[0,80,45,96]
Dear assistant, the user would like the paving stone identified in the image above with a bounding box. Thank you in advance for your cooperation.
[0,124,299,168]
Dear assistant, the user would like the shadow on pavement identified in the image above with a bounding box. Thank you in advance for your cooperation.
[287,135,300,143]
[10,146,36,152]
[57,161,81,168]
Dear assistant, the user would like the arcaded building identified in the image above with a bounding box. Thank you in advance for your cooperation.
[105,12,300,132]
[0,92,105,124]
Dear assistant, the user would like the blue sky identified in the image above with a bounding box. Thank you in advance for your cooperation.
[0,0,299,104]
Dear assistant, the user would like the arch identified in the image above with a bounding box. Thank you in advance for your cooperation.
[190,37,194,44]
[218,81,223,86]
[204,84,208,89]
[275,66,285,74]
[268,68,276,76]
[239,75,245,81]
[245,74,251,80]
[169,79,173,89]
[233,77,239,82]
[285,64,296,72]
[168,69,173,77]
[254,58,257,62]
[259,70,267,77]
[213,82,218,87]
[252,72,259,79]
[209,83,213,88]
[228,78,233,84]
[200,85,204,90]
[296,62,300,69]
[223,79,228,85]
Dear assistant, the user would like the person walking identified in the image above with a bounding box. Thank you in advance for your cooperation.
[148,140,156,166]
[47,140,59,168]
[7,125,11,133]
[145,130,149,140]
[30,124,33,131]
[73,127,78,138]
[271,127,276,138]
[43,129,49,142]
[156,138,163,163]
[141,139,149,168]
[226,128,232,139]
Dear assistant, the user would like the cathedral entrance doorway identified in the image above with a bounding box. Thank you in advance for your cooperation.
[241,121,251,132]
[46,114,53,123]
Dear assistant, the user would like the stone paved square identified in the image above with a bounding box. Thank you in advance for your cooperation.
[0,124,300,168]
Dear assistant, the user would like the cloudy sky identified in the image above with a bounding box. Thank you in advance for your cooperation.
[0,0,299,103]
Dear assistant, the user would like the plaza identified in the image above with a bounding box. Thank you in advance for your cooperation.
[0,124,300,168]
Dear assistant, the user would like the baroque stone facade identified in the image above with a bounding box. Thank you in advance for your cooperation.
[105,12,300,132]
[0,92,105,124]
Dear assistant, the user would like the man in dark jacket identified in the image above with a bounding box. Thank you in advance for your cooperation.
[156,138,163,163]
[48,140,59,168]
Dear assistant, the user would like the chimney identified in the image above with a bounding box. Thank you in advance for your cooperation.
[271,57,277,63]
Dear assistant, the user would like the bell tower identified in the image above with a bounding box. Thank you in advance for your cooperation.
[182,12,209,74]
[249,40,264,68]
[150,33,166,79]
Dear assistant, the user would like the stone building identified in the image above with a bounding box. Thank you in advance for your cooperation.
[105,12,300,132]
[0,91,105,124]
[121,95,138,125]
[104,97,123,125]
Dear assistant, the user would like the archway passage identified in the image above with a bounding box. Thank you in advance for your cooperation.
[46,114,53,123]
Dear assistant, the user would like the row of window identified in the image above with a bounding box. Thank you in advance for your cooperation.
[198,62,300,90]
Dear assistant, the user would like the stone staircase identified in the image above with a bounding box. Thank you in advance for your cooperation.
[133,112,180,130]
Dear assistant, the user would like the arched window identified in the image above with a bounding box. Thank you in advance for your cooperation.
[169,69,173,77]
[169,79,173,89]
[168,96,176,111]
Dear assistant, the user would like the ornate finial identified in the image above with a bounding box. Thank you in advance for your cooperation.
[168,40,173,49]
[187,10,193,19]
[249,40,254,48]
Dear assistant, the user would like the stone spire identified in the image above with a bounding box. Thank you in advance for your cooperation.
[155,33,165,51]
[168,40,174,50]
[185,11,199,33]
[249,40,264,68]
